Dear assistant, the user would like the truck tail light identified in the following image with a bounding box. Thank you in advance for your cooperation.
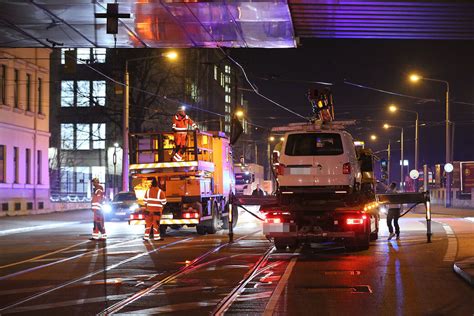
[265,217,282,224]
[346,215,367,225]
[183,212,199,219]
[343,162,351,174]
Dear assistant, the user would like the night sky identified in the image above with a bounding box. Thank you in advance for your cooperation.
[230,39,474,168]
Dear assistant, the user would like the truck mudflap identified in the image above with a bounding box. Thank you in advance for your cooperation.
[128,213,199,225]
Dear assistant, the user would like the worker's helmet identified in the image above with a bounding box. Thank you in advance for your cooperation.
[177,105,186,113]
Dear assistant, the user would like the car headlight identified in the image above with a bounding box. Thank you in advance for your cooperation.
[102,204,112,213]
[129,203,139,211]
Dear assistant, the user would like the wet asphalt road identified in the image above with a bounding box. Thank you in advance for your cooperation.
[0,209,472,315]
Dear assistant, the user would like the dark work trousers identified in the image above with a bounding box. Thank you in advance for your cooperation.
[387,208,401,235]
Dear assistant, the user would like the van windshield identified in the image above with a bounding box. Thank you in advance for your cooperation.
[285,133,344,156]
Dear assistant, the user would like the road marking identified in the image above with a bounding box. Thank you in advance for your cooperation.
[464,217,474,223]
[0,222,81,237]
[263,255,298,316]
[0,240,89,269]
[440,222,458,262]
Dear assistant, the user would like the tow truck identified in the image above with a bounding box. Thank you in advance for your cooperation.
[128,130,236,235]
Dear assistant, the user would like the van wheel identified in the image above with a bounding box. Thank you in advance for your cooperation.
[274,238,297,251]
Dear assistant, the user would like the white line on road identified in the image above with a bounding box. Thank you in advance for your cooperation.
[439,222,458,262]
[464,217,474,223]
[0,222,81,237]
[0,240,89,269]
[263,254,298,316]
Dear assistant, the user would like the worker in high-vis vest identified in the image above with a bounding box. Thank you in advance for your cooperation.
[91,177,107,240]
[143,178,167,241]
[172,106,197,162]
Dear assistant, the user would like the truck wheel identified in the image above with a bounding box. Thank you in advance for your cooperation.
[196,225,207,235]
[206,202,219,234]
[274,238,297,251]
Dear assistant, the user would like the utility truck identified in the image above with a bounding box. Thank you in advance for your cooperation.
[234,163,265,195]
[128,130,237,235]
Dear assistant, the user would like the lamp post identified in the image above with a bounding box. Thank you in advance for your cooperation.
[389,104,419,189]
[384,124,404,191]
[410,74,451,206]
[122,51,178,191]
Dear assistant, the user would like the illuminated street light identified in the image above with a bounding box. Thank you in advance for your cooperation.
[280,137,285,142]
[409,74,421,82]
[269,136,275,142]
[162,51,178,60]
[408,73,451,206]
[370,134,377,141]
[235,110,244,118]
[389,104,397,112]
[383,123,390,129]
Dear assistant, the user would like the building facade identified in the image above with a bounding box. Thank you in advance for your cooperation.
[0,48,51,216]
[49,48,246,198]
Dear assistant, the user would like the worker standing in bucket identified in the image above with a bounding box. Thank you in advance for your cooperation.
[143,178,167,241]
[172,106,197,162]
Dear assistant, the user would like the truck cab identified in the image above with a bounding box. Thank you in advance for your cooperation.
[234,163,265,195]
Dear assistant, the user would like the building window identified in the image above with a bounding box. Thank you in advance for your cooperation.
[225,105,231,113]
[225,125,230,133]
[38,78,43,114]
[13,146,19,183]
[76,124,90,150]
[61,81,74,107]
[220,73,225,87]
[225,95,231,104]
[224,65,231,74]
[0,145,5,183]
[224,85,231,93]
[92,48,106,63]
[26,148,31,184]
[225,114,231,123]
[14,69,19,108]
[0,65,6,105]
[37,150,42,184]
[214,65,218,81]
[77,48,91,63]
[225,75,231,84]
[62,48,106,64]
[61,123,106,150]
[61,80,106,107]
[26,74,32,112]
[92,124,105,149]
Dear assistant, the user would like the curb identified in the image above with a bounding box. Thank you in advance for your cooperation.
[453,258,474,287]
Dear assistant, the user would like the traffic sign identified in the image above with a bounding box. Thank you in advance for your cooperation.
[409,169,420,180]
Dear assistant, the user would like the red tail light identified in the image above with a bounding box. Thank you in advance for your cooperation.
[346,215,366,225]
[343,162,351,174]
[265,217,282,224]
[183,212,199,219]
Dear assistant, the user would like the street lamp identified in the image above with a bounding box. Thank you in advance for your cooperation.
[388,104,420,188]
[384,124,404,191]
[122,51,178,191]
[370,134,377,141]
[235,110,244,118]
[409,73,451,206]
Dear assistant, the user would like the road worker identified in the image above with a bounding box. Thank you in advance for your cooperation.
[172,106,197,162]
[143,177,167,241]
[91,177,107,240]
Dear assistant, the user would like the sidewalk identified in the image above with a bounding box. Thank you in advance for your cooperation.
[0,209,89,236]
[412,204,474,218]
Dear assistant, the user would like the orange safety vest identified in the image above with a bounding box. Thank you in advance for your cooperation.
[172,113,197,132]
[92,185,104,211]
[144,187,167,213]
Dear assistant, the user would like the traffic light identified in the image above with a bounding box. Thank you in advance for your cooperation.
[380,158,388,180]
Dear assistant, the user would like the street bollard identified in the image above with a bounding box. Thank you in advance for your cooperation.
[425,198,432,243]
[228,203,234,243]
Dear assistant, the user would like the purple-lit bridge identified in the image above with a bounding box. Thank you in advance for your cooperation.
[0,0,472,48]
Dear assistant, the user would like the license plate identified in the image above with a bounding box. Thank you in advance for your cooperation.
[161,214,173,219]
[290,168,311,175]
[115,212,126,216]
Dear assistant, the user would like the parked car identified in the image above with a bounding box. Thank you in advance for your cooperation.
[103,191,140,220]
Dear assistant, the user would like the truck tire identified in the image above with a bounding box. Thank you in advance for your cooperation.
[274,237,297,251]
[345,233,370,251]
[196,225,207,235]
[206,202,219,234]
[221,202,238,229]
